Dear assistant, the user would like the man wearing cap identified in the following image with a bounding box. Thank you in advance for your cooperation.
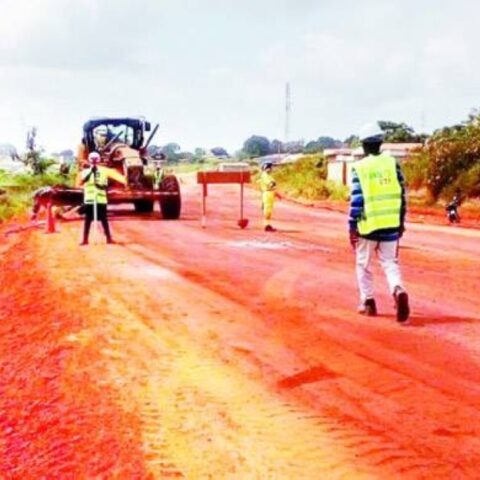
[349,123,410,323]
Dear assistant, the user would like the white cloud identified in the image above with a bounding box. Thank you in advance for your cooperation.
[1,0,480,152]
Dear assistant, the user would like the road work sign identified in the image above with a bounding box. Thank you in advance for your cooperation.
[197,171,251,228]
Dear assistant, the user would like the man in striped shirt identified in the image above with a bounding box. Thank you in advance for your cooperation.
[349,123,410,323]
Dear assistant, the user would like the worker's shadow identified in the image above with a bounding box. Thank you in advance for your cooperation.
[108,211,163,222]
[407,314,479,327]
[277,364,339,390]
[378,314,478,327]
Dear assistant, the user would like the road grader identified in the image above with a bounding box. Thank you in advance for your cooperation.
[32,117,181,219]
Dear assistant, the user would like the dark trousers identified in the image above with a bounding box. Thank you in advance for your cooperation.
[82,203,112,242]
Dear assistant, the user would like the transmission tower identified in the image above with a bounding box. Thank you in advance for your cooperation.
[285,82,291,143]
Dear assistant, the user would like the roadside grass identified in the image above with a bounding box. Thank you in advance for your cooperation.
[256,155,350,202]
[171,159,222,174]
[0,170,72,223]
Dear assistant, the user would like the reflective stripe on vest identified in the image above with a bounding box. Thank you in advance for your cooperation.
[83,167,108,204]
[353,154,402,235]
[154,169,164,189]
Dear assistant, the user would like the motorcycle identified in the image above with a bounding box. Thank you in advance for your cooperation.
[446,201,460,224]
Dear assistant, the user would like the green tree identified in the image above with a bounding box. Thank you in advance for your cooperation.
[304,140,323,153]
[303,136,341,153]
[424,117,480,199]
[161,143,181,163]
[317,136,341,149]
[211,147,229,157]
[270,139,284,154]
[192,147,206,163]
[378,121,428,143]
[344,135,361,148]
[243,135,270,157]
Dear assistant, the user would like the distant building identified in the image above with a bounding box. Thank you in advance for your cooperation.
[256,153,303,166]
[326,143,422,186]
[218,162,250,172]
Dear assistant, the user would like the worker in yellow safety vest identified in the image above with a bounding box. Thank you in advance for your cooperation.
[349,123,409,323]
[153,160,165,189]
[260,161,277,232]
[80,152,126,245]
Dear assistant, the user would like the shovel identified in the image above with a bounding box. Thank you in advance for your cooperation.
[238,218,249,229]
[237,177,249,229]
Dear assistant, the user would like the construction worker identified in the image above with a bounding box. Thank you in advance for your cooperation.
[349,123,409,323]
[93,126,108,151]
[153,159,165,189]
[80,152,125,245]
[260,161,277,232]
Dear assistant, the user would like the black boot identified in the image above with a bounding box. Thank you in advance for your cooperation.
[393,286,410,323]
[358,298,377,316]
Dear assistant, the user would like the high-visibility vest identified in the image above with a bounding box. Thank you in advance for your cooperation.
[154,168,165,189]
[82,166,109,204]
[353,153,402,235]
[260,171,276,192]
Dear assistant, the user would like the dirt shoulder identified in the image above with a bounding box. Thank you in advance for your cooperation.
[276,191,480,229]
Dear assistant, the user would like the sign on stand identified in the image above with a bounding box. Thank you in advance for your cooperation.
[197,171,251,229]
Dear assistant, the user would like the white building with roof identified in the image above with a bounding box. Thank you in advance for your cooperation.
[326,143,422,186]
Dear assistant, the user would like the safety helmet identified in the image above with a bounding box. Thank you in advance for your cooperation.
[359,122,384,143]
[262,161,273,170]
[88,152,101,165]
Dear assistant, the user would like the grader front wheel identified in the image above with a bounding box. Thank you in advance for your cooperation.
[159,176,181,219]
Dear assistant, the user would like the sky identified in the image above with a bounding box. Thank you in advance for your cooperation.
[0,0,479,154]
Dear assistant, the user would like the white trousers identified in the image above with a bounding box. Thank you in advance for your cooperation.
[356,238,403,303]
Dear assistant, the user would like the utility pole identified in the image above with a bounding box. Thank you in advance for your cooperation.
[285,82,291,144]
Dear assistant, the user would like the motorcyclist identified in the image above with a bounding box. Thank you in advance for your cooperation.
[446,189,461,223]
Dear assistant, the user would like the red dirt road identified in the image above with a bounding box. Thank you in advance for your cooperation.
[1,177,480,478]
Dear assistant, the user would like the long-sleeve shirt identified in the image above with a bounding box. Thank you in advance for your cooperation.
[348,160,406,242]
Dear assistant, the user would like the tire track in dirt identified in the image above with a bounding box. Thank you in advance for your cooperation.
[28,225,413,478]
[109,209,480,478]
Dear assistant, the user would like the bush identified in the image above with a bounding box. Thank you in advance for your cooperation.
[444,163,480,200]
[0,171,73,223]
[425,119,480,199]
[402,150,429,191]
[270,154,349,201]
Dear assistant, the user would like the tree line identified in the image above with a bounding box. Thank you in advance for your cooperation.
[149,120,427,163]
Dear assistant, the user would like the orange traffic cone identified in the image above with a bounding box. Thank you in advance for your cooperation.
[46,202,56,234]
